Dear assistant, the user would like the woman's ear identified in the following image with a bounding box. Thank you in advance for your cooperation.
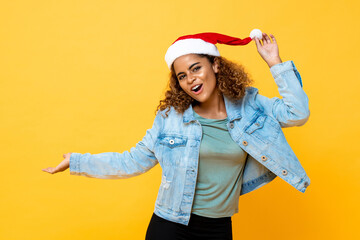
[212,58,219,73]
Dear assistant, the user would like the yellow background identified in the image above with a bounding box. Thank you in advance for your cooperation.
[1,0,359,239]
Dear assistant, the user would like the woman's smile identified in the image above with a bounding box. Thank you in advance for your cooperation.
[191,83,203,95]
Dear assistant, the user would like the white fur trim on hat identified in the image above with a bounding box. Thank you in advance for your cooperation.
[164,38,220,69]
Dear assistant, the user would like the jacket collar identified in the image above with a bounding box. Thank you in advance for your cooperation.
[182,94,242,123]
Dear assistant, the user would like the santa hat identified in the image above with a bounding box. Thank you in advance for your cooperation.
[165,29,263,69]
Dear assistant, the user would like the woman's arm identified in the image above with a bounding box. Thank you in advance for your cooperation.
[254,61,310,127]
[42,111,163,178]
[253,33,310,127]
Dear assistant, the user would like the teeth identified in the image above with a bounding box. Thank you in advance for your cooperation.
[192,84,201,91]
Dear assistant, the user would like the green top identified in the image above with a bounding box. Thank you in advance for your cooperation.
[191,110,248,218]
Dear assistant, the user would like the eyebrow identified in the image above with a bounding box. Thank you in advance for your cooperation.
[176,62,200,77]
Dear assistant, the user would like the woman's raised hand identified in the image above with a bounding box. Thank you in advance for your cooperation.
[254,33,282,68]
[42,152,72,174]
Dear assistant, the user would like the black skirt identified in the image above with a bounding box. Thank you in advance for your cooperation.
[145,212,233,240]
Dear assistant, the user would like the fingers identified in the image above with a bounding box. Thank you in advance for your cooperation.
[262,33,277,45]
[42,167,56,174]
[254,34,269,47]
[255,34,262,45]
[262,33,272,45]
[254,37,262,48]
[254,32,278,55]
[270,34,276,43]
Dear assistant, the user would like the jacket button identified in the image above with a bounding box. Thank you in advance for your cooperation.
[304,181,309,187]
[169,139,175,145]
[242,140,248,146]
[282,169,288,176]
[229,122,234,129]
[261,156,267,161]
[255,123,260,126]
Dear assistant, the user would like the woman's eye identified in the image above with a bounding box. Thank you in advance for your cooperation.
[193,66,201,71]
[179,75,185,80]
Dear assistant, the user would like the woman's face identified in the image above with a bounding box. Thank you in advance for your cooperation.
[173,54,219,104]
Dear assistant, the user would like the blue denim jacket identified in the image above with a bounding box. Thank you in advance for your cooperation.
[70,60,310,226]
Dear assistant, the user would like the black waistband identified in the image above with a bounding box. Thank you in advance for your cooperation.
[190,213,231,223]
[153,212,231,224]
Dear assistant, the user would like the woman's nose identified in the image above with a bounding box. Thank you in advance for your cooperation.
[187,73,196,83]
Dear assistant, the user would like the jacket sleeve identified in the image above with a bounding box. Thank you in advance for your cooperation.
[69,111,163,179]
[254,60,310,128]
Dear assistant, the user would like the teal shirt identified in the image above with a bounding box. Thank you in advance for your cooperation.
[191,111,248,218]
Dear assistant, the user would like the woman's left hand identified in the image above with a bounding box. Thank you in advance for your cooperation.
[254,33,282,68]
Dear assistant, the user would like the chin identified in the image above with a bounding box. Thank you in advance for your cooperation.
[193,96,207,103]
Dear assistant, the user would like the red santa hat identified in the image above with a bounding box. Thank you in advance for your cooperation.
[164,29,263,69]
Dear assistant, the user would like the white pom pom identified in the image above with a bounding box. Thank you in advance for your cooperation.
[250,29,263,40]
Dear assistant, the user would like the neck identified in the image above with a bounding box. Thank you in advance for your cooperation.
[193,88,227,119]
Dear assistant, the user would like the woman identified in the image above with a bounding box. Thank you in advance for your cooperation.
[43,31,311,240]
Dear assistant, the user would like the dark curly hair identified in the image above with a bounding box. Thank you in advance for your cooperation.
[156,54,254,117]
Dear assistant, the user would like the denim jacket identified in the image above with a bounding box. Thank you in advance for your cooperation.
[70,60,310,226]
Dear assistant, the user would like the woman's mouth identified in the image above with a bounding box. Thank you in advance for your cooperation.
[191,84,203,95]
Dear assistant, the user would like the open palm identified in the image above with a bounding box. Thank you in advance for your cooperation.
[42,152,72,174]
[254,33,282,68]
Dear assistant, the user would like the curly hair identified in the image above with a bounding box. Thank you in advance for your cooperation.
[156,54,254,117]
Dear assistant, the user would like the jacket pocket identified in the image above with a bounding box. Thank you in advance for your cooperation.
[245,114,280,144]
[156,134,188,166]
